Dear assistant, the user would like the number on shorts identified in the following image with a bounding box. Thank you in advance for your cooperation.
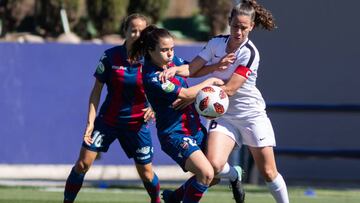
[209,120,217,129]
[183,137,197,146]
[92,130,104,147]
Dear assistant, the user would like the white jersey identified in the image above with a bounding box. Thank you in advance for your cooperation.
[198,35,267,119]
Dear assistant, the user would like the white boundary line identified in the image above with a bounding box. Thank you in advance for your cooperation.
[0,164,192,181]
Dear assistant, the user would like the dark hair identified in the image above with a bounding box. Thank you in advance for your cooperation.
[129,25,173,61]
[230,0,276,31]
[120,13,149,37]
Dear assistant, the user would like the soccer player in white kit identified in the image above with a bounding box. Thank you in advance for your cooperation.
[160,1,289,203]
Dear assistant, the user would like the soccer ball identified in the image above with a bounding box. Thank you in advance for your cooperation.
[194,85,229,119]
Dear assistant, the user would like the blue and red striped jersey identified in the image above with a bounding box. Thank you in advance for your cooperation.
[94,45,148,130]
[142,56,202,137]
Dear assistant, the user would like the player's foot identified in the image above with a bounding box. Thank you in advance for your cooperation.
[162,189,180,203]
[230,166,245,203]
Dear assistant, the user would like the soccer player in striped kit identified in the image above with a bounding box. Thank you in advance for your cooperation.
[130,25,225,203]
[63,14,161,203]
[160,1,290,203]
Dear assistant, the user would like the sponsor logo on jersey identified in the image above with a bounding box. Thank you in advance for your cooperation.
[151,77,158,83]
[96,62,105,74]
[136,146,151,154]
[161,80,175,93]
[112,65,126,70]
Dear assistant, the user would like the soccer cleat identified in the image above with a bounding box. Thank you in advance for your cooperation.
[230,166,245,203]
[161,189,180,203]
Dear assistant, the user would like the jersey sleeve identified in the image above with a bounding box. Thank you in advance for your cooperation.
[172,55,189,65]
[233,49,254,79]
[93,52,111,83]
[197,38,217,62]
[144,73,182,103]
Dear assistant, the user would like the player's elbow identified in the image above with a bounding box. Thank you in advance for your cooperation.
[178,89,194,99]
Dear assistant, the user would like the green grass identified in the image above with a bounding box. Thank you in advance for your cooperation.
[0,185,359,203]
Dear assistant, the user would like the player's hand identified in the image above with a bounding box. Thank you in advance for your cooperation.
[143,107,155,122]
[209,77,225,86]
[172,98,195,110]
[217,53,236,71]
[159,68,177,83]
[83,124,94,145]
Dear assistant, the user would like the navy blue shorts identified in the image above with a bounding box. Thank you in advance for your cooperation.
[82,118,153,165]
[160,127,207,171]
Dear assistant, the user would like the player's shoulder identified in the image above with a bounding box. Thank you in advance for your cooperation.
[103,45,124,56]
[172,55,188,66]
[142,62,158,76]
[104,45,124,53]
[204,35,229,49]
[241,39,259,56]
[210,35,230,43]
[244,39,257,50]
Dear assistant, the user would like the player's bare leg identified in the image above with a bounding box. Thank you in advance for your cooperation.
[64,147,97,203]
[249,146,289,203]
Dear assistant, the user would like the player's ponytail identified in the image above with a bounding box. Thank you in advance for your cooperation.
[130,25,157,62]
[130,25,173,62]
[230,0,276,31]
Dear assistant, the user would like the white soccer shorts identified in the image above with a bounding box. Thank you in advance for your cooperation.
[207,115,276,147]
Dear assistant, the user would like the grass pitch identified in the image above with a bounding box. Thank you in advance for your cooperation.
[0,184,359,203]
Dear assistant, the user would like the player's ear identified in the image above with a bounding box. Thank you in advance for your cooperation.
[249,22,255,31]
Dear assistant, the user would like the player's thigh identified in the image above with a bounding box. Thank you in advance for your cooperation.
[185,150,214,183]
[206,131,236,169]
[206,119,238,165]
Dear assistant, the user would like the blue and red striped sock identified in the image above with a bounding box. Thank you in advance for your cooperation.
[183,180,208,203]
[173,176,196,201]
[63,167,85,203]
[143,173,161,203]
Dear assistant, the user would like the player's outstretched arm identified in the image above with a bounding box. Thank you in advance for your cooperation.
[191,53,236,77]
[178,77,224,100]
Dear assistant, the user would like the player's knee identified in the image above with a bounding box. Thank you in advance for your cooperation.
[262,168,277,182]
[138,169,154,182]
[198,167,214,185]
[136,163,154,182]
[75,160,92,173]
[209,160,225,175]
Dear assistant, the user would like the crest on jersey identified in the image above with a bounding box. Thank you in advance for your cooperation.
[96,62,105,74]
[161,80,175,93]
[180,141,189,149]
[100,53,107,61]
